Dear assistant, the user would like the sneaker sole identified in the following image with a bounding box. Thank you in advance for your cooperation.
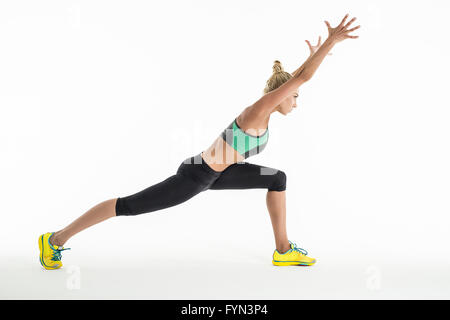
[272,260,316,266]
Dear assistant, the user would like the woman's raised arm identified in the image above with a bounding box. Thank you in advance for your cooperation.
[300,14,360,81]
[251,14,360,117]
[291,35,332,78]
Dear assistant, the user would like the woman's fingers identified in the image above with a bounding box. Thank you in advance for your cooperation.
[305,40,314,54]
[346,25,360,33]
[344,17,357,29]
[339,13,349,27]
[322,14,360,43]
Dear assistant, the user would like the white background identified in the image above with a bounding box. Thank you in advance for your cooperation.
[1,0,449,299]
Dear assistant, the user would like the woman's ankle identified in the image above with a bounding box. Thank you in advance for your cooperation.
[276,243,291,254]
[50,232,66,247]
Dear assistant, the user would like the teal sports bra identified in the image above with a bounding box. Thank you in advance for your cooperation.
[220,117,269,159]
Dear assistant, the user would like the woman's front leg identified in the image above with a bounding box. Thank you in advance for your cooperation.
[208,162,292,253]
[266,190,291,254]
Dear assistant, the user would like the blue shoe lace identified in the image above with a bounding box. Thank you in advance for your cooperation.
[48,234,71,262]
[289,240,308,256]
[50,246,71,262]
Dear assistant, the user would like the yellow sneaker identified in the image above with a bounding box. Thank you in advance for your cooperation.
[272,240,316,266]
[38,232,70,270]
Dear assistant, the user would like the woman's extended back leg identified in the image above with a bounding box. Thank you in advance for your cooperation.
[115,173,205,216]
[49,154,221,246]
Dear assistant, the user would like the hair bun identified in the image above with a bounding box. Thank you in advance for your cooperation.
[272,60,284,74]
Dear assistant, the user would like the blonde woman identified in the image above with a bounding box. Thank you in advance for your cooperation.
[39,14,360,269]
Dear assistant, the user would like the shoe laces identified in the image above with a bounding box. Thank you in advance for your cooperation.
[289,240,308,256]
[51,246,71,262]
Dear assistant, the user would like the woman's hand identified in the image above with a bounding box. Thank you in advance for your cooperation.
[305,36,332,57]
[324,13,360,44]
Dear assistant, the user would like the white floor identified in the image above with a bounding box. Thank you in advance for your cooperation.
[3,244,450,299]
[2,189,450,300]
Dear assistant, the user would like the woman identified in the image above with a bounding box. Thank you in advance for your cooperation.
[39,14,360,269]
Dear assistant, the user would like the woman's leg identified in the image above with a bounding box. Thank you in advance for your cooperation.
[208,162,291,253]
[51,155,219,247]
[266,191,290,253]
[50,198,117,246]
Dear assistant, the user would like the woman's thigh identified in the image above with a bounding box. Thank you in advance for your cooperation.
[116,153,222,216]
[115,173,205,216]
[208,162,287,192]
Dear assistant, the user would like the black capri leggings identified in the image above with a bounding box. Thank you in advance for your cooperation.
[115,152,287,216]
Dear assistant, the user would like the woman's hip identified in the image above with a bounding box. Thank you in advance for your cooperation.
[176,152,223,190]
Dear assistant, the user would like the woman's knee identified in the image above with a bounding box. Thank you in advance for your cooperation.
[115,173,202,216]
[268,169,287,192]
[115,196,131,216]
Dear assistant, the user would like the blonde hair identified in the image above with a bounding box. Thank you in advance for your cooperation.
[263,60,293,94]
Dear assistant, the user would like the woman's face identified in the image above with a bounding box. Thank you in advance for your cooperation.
[277,90,299,115]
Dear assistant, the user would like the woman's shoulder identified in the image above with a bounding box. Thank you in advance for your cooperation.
[236,106,270,132]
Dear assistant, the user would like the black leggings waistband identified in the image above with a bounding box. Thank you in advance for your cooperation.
[186,152,222,176]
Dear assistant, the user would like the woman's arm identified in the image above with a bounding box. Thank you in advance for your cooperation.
[298,14,360,81]
[251,14,360,117]
[294,36,335,82]
[250,38,334,117]
[290,55,312,79]
[291,36,332,78]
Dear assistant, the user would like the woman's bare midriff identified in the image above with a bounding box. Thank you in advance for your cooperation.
[201,136,245,172]
[200,108,269,173]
